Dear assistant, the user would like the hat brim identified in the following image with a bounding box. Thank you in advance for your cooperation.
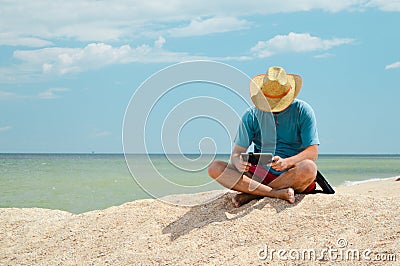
[250,73,302,112]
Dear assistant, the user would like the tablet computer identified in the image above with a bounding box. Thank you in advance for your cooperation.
[241,152,273,165]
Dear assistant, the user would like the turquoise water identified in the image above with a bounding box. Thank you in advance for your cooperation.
[1,154,399,214]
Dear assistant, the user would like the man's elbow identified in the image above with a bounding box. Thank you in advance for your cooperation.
[310,145,319,161]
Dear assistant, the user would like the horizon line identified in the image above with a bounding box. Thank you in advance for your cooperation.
[1,152,400,156]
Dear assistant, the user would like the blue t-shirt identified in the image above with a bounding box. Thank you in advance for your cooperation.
[234,99,319,175]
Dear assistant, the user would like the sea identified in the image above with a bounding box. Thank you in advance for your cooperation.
[1,153,399,214]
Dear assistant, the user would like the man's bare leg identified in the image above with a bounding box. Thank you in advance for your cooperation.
[208,159,317,207]
[208,161,295,206]
[231,160,317,206]
[267,159,317,192]
[231,189,295,208]
[232,159,317,206]
[230,172,269,207]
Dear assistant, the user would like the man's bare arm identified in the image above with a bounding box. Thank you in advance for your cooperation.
[230,144,251,173]
[270,145,318,172]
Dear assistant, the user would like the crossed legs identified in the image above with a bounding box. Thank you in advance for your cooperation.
[208,160,317,207]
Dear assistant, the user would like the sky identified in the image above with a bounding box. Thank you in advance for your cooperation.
[0,0,399,154]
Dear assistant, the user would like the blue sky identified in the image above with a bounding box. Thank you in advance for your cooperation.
[0,0,399,154]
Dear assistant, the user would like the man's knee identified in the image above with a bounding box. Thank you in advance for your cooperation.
[291,160,317,193]
[295,159,317,181]
[208,160,227,179]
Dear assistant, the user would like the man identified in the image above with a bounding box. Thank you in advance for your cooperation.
[208,66,319,207]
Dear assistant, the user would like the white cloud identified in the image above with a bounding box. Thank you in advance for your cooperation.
[167,17,252,37]
[0,88,70,100]
[0,1,132,45]
[0,33,53,48]
[14,43,147,75]
[251,32,355,58]
[0,91,19,99]
[0,90,33,99]
[385,61,400,70]
[314,53,335,59]
[0,1,392,47]
[12,39,229,75]
[38,88,70,99]
[91,128,111,138]
[0,126,12,132]
[366,0,400,11]
[154,36,166,48]
[8,32,352,78]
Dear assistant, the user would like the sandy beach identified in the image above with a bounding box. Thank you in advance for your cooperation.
[1,178,399,265]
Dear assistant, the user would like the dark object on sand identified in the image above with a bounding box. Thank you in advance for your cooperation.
[241,152,273,166]
[315,170,335,194]
[396,177,400,181]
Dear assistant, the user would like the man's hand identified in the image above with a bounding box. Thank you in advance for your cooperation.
[234,154,251,173]
[269,145,318,172]
[230,145,252,173]
[269,156,290,171]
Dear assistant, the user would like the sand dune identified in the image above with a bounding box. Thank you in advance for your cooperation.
[1,178,399,265]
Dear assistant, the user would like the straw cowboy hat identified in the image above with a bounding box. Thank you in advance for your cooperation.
[250,66,303,112]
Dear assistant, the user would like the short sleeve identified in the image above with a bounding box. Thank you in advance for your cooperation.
[234,109,256,149]
[298,102,320,147]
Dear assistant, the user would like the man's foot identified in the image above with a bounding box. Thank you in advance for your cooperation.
[272,187,295,204]
[231,188,295,207]
[232,193,262,208]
